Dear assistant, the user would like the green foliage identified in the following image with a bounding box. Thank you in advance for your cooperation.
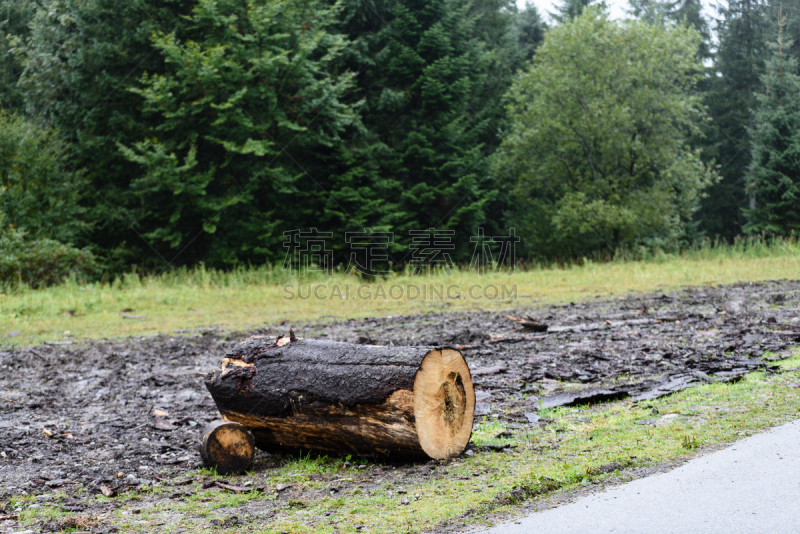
[550,0,607,23]
[514,3,547,64]
[0,109,88,244]
[744,19,800,234]
[699,0,769,239]
[119,0,360,266]
[344,0,515,260]
[0,107,94,288]
[14,0,197,268]
[627,0,712,60]
[0,224,95,288]
[495,9,718,259]
[0,0,36,110]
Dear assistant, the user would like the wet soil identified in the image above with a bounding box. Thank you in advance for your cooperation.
[1,279,799,532]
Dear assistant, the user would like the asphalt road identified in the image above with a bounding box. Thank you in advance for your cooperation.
[479,419,800,534]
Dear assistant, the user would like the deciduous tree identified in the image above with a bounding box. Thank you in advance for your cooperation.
[494,9,718,259]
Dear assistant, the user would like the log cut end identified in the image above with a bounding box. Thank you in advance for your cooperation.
[413,348,475,459]
[199,420,255,475]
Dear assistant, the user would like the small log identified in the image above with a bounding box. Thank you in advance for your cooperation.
[199,420,255,475]
[204,336,475,459]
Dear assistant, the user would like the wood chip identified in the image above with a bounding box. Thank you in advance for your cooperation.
[471,365,508,376]
[506,314,548,332]
[46,478,73,487]
[153,417,177,430]
[153,409,169,417]
[215,481,252,493]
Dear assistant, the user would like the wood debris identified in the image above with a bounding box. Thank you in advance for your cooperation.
[505,314,548,332]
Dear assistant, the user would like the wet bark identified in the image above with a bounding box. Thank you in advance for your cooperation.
[204,336,475,459]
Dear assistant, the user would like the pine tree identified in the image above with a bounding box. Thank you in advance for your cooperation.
[330,0,518,262]
[550,0,606,23]
[745,12,800,234]
[0,0,38,110]
[15,0,198,268]
[628,0,711,60]
[698,0,769,239]
[515,2,547,64]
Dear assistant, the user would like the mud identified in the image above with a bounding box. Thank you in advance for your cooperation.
[0,279,798,532]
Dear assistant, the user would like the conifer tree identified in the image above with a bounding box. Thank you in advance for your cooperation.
[0,0,37,110]
[698,0,768,239]
[338,0,514,260]
[627,0,711,60]
[518,4,546,61]
[550,0,606,23]
[745,12,800,234]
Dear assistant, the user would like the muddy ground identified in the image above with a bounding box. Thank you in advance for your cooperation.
[1,279,799,533]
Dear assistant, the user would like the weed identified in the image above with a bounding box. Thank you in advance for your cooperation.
[682,435,701,450]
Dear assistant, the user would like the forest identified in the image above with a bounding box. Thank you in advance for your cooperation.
[0,0,797,282]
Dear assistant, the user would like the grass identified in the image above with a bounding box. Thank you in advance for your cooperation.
[30,351,799,533]
[1,236,800,346]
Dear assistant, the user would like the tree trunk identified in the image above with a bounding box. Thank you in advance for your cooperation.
[203,336,475,459]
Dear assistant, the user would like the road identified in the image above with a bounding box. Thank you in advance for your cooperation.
[479,419,800,534]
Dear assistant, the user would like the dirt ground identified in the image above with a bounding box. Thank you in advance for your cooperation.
[1,279,798,533]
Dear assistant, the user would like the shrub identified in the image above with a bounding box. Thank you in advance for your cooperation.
[0,226,95,288]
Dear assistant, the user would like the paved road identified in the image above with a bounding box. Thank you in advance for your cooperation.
[480,419,800,534]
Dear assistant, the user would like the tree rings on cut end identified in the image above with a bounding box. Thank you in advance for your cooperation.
[199,420,255,475]
[413,348,475,459]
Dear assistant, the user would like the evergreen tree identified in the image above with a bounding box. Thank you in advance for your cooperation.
[15,0,197,268]
[330,0,519,262]
[515,2,547,64]
[698,0,769,239]
[550,0,606,23]
[118,0,361,266]
[745,15,800,234]
[368,0,502,259]
[0,0,38,110]
[628,0,711,60]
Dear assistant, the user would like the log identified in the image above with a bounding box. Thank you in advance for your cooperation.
[198,420,255,475]
[203,336,475,459]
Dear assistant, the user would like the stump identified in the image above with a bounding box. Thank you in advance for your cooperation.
[203,336,475,459]
[198,420,255,475]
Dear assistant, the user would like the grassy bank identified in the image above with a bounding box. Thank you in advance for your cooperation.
[1,237,799,346]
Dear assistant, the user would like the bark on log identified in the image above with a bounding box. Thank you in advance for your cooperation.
[203,336,475,459]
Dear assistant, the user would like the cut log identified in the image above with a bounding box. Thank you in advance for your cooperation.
[203,336,475,460]
[199,420,255,475]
